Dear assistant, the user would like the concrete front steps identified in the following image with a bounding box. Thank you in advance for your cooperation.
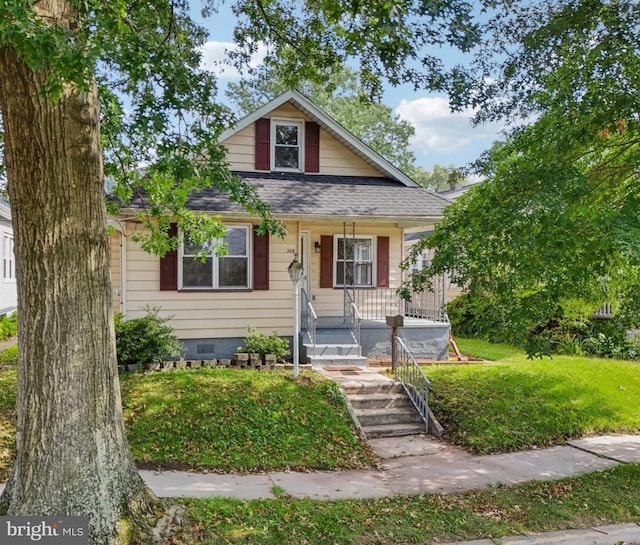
[342,381,426,439]
[303,327,368,368]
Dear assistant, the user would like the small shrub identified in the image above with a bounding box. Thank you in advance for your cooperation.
[447,292,517,345]
[0,344,17,365]
[237,325,290,362]
[581,333,640,359]
[556,334,586,356]
[0,313,17,340]
[115,308,184,368]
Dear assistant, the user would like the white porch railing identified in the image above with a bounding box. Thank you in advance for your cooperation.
[344,290,362,354]
[301,288,317,357]
[352,275,448,322]
[593,302,614,319]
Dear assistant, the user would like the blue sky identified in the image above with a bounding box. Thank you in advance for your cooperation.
[195,6,506,173]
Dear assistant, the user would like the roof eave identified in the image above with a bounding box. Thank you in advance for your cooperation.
[114,209,442,228]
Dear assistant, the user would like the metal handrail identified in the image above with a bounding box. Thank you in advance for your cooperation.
[303,289,317,358]
[344,290,362,355]
[394,336,431,433]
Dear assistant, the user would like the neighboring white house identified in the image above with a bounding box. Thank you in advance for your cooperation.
[0,199,17,316]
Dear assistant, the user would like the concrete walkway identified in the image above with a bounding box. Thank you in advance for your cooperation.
[138,433,640,500]
[135,433,640,544]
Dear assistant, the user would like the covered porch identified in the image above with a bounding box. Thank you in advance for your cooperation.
[300,280,450,366]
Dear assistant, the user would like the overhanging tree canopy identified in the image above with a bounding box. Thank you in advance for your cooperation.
[0,1,485,543]
[405,0,640,353]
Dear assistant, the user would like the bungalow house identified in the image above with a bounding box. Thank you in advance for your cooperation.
[109,90,452,365]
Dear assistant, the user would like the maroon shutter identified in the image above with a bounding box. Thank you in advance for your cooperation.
[376,236,390,288]
[160,223,178,291]
[320,235,333,288]
[253,227,269,290]
[255,117,270,171]
[305,121,320,173]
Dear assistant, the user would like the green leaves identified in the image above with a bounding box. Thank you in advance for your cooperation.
[403,1,640,354]
[1,0,286,251]
[221,0,481,99]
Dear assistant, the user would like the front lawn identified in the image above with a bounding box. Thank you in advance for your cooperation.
[0,368,376,480]
[427,339,640,454]
[121,369,376,473]
[453,337,525,361]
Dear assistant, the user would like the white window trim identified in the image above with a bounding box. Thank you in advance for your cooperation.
[333,234,376,288]
[178,224,252,290]
[3,234,15,283]
[270,117,304,172]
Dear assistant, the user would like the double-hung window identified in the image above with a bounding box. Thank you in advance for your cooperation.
[410,250,430,276]
[181,226,250,289]
[335,235,375,287]
[3,235,14,282]
[272,118,303,171]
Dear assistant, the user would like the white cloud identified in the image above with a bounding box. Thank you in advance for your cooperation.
[396,96,505,166]
[199,41,268,79]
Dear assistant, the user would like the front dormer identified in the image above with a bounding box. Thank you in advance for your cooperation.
[219,90,419,182]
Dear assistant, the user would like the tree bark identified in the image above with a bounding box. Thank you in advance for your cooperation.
[0,4,162,543]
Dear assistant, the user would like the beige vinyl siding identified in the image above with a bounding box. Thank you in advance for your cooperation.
[270,103,305,118]
[224,124,255,171]
[111,220,408,340]
[446,280,464,303]
[222,102,384,177]
[119,222,300,339]
[403,239,462,304]
[318,130,382,177]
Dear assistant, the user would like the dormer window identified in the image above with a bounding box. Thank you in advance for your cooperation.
[272,118,303,171]
[254,117,319,173]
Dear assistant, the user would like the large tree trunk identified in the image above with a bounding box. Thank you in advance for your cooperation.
[0,4,162,544]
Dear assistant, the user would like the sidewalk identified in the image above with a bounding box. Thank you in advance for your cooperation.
[136,433,640,544]
[138,434,640,500]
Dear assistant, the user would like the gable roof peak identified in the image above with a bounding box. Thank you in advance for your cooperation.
[220,89,418,187]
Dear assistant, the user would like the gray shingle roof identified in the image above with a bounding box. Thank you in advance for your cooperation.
[182,171,450,220]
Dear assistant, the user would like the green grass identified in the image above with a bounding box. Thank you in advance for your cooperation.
[2,348,640,543]
[121,369,376,473]
[453,337,524,361]
[0,344,17,366]
[172,463,640,544]
[426,339,640,454]
[0,368,375,480]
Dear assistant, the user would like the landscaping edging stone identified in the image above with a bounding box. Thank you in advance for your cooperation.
[117,353,282,374]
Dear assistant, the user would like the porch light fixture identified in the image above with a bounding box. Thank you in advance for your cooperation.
[288,256,304,378]
[314,240,321,253]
